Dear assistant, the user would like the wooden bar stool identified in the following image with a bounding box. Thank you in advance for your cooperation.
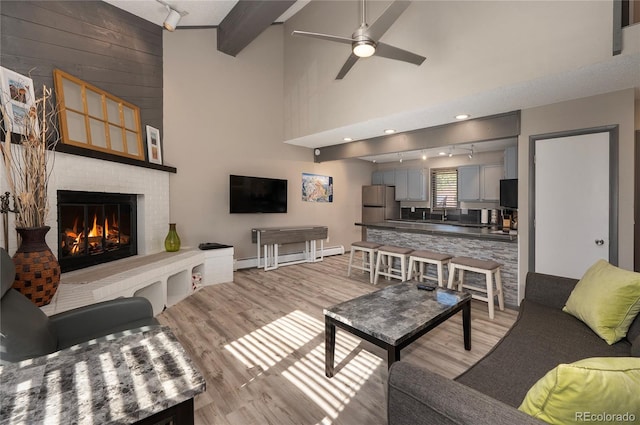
[347,241,382,284]
[407,250,453,287]
[374,245,413,284]
[447,256,504,319]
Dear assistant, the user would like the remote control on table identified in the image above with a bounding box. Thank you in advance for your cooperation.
[416,284,436,291]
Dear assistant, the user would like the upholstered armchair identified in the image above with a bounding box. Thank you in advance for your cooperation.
[1,248,159,363]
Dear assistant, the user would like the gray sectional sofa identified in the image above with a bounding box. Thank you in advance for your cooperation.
[387,272,640,425]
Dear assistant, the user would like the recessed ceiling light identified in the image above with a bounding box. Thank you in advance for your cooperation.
[384,129,396,134]
[455,114,470,120]
[439,152,446,156]
[343,137,353,142]
[422,153,427,160]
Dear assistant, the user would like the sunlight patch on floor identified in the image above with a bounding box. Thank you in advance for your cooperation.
[224,310,383,424]
[224,310,324,371]
[282,333,382,425]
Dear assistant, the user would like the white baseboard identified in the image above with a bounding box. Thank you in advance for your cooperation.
[235,245,345,270]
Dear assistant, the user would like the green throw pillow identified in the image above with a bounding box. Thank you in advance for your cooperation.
[519,357,640,425]
[562,259,640,344]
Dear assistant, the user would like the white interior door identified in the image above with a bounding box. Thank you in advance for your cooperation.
[535,132,610,278]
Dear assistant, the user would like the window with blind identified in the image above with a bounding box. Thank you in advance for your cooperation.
[431,168,458,208]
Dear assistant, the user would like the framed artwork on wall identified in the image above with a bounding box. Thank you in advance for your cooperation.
[302,173,333,202]
[0,66,37,136]
[146,125,162,165]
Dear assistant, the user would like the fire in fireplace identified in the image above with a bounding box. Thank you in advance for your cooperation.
[57,191,137,272]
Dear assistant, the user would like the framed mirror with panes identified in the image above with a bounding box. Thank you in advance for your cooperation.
[53,69,144,160]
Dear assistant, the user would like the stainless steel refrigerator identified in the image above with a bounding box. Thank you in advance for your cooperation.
[362,185,400,238]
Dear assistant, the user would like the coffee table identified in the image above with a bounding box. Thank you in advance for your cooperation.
[324,283,471,377]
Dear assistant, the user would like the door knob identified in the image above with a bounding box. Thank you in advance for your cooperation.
[595,239,605,246]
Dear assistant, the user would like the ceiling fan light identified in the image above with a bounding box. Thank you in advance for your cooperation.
[353,41,375,58]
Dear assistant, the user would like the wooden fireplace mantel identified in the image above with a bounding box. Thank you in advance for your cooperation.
[55,142,177,173]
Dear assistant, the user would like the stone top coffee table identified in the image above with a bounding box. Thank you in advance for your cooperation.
[323,283,471,377]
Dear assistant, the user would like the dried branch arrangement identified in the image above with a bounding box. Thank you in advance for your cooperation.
[0,85,59,228]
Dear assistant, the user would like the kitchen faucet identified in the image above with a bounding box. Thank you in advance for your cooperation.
[437,196,448,221]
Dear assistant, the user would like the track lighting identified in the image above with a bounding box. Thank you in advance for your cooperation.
[164,8,181,31]
[157,0,188,31]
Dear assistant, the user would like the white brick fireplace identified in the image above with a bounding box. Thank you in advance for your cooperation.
[0,150,170,257]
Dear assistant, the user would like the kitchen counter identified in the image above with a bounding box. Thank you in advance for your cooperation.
[357,221,519,307]
[356,220,517,242]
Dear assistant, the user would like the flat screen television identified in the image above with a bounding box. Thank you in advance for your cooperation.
[499,179,518,209]
[229,175,287,213]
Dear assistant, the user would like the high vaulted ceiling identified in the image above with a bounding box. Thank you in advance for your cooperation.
[104,0,309,28]
[104,0,310,56]
[105,0,640,163]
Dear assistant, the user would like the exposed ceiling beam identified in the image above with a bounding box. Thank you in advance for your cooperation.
[217,0,297,57]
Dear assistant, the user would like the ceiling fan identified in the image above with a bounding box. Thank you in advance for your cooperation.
[292,0,426,80]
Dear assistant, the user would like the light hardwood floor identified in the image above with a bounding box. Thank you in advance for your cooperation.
[157,254,518,425]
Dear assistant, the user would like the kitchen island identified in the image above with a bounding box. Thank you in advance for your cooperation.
[357,220,518,307]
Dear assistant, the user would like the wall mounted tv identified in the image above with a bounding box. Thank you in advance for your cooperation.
[499,178,518,209]
[229,175,288,213]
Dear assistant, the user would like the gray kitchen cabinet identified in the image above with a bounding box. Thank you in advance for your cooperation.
[407,168,427,200]
[383,170,395,185]
[458,164,503,201]
[394,169,408,200]
[504,146,518,179]
[372,170,396,186]
[458,165,481,201]
[394,168,427,201]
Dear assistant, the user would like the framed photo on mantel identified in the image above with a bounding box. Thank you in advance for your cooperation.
[145,125,162,165]
[0,66,37,136]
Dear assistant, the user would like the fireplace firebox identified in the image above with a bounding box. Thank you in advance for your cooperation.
[57,190,137,272]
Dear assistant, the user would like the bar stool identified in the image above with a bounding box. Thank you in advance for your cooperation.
[448,256,504,319]
[374,245,414,284]
[347,241,382,284]
[407,250,453,287]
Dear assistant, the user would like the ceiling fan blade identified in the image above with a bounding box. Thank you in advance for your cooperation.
[291,30,354,45]
[375,42,426,65]
[336,53,360,80]
[365,1,411,41]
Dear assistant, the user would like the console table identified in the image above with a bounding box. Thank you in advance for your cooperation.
[0,326,206,424]
[252,226,328,270]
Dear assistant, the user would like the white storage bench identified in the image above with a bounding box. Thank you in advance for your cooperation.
[41,247,234,317]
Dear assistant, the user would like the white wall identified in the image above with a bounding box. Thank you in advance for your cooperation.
[163,26,373,260]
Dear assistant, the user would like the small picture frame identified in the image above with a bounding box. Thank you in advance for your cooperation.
[0,66,37,136]
[145,125,162,165]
